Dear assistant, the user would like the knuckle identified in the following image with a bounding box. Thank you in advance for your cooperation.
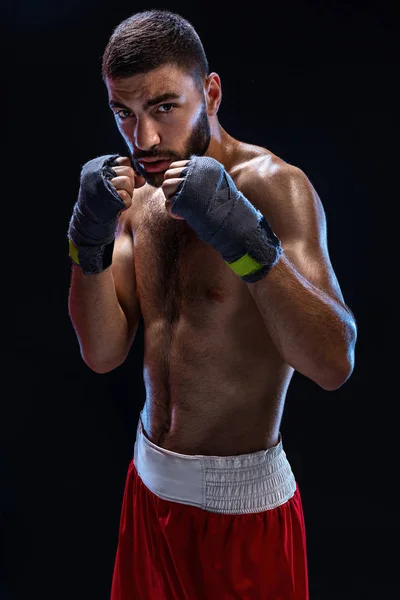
[118,167,134,178]
[118,189,130,202]
[124,175,134,187]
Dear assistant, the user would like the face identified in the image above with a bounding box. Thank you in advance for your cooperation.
[106,64,211,188]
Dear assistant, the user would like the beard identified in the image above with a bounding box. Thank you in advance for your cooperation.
[128,101,211,188]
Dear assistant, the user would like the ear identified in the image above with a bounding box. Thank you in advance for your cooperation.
[205,72,222,116]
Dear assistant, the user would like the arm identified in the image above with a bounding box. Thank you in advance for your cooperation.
[68,213,141,373]
[244,164,357,390]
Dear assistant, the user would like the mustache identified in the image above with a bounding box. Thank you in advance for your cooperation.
[131,151,179,161]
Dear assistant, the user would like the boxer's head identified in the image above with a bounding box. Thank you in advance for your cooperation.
[102,10,221,188]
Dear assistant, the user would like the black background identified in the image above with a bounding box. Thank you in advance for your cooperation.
[4,1,399,598]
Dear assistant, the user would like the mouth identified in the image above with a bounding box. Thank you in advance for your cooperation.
[137,158,172,173]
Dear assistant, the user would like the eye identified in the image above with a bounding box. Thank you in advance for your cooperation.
[115,109,132,120]
[157,103,176,114]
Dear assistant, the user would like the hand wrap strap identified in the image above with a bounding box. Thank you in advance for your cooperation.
[67,154,125,275]
[170,155,282,282]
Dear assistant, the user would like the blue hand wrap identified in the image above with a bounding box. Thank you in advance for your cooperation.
[170,155,282,282]
[67,154,125,275]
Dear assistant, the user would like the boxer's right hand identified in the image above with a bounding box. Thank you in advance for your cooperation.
[67,154,146,275]
[109,156,146,210]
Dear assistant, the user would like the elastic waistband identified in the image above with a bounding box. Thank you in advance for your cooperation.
[133,412,296,514]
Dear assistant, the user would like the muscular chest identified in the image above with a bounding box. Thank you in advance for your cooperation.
[131,192,248,325]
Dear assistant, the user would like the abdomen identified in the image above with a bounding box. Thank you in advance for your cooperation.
[141,306,294,455]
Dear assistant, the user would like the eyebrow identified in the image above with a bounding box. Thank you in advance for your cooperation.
[108,92,182,111]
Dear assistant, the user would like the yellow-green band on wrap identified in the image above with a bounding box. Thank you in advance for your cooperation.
[68,238,80,265]
[225,253,264,277]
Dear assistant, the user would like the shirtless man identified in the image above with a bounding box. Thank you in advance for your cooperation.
[67,9,357,600]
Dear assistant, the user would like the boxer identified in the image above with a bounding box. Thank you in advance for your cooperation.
[67,9,357,600]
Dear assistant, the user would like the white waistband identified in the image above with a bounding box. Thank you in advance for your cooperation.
[133,412,296,514]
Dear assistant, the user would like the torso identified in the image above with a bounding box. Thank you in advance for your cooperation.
[128,142,294,456]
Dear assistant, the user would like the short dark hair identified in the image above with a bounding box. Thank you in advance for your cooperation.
[101,10,209,90]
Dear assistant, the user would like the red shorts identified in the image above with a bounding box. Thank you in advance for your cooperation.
[110,414,309,600]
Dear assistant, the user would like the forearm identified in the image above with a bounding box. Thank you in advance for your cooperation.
[247,253,357,390]
[68,264,130,372]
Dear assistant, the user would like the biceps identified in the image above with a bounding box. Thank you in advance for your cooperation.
[282,235,346,305]
[273,170,345,304]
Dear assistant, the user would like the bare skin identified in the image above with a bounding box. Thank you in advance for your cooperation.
[69,63,355,457]
[125,143,293,456]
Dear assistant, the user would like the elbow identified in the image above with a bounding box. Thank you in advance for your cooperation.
[82,350,127,374]
[296,319,357,391]
[319,364,353,391]
[78,334,135,373]
[318,344,356,391]
[86,362,118,374]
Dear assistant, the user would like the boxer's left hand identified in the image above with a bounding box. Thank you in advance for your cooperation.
[160,154,282,283]
[162,160,190,220]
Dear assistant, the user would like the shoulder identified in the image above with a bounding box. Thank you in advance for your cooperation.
[231,143,310,203]
[230,143,325,241]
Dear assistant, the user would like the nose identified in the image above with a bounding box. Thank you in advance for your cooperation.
[134,117,161,151]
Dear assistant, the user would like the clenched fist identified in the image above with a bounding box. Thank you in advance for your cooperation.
[109,156,146,210]
[68,153,147,275]
[162,159,190,220]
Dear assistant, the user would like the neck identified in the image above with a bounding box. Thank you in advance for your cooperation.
[205,118,239,171]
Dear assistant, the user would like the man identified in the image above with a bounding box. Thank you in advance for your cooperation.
[67,9,357,600]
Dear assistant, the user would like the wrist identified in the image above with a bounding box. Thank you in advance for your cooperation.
[224,215,282,283]
[68,237,115,275]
